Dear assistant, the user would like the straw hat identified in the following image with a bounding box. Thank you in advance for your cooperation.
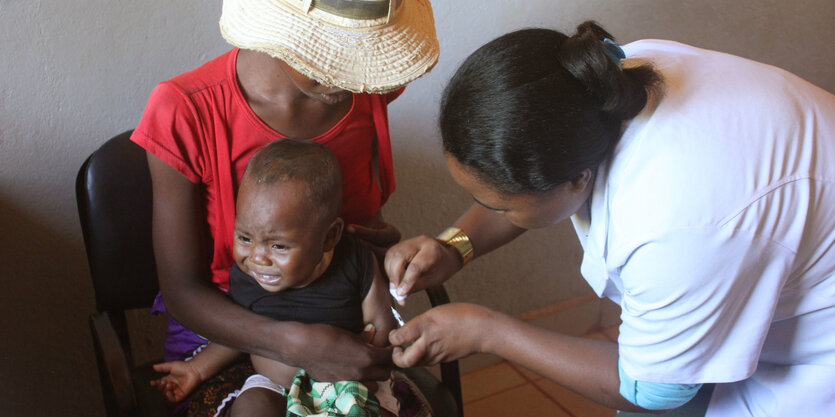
[220,0,439,93]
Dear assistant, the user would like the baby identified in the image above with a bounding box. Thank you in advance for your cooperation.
[151,139,419,416]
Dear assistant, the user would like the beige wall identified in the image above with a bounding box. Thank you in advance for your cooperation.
[1,1,833,415]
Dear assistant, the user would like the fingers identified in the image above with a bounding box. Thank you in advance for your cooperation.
[385,235,441,296]
[152,362,172,373]
[150,375,171,389]
[150,378,182,403]
[361,323,377,344]
[369,344,395,368]
[397,259,426,296]
[391,333,440,368]
[389,317,433,368]
[391,304,489,368]
[363,344,395,381]
[390,237,444,296]
[389,283,407,306]
[384,245,412,290]
[388,319,421,348]
[169,388,187,403]
[151,362,191,403]
[308,353,392,382]
[301,325,395,382]
[391,346,408,367]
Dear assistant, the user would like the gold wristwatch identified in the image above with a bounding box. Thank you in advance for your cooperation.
[436,227,474,266]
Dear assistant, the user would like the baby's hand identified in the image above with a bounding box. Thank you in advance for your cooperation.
[150,360,202,403]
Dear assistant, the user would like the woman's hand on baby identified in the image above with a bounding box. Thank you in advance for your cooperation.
[384,235,462,301]
[150,360,202,403]
[292,323,394,382]
[389,303,492,367]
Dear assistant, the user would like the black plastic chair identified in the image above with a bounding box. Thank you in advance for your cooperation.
[78,131,463,417]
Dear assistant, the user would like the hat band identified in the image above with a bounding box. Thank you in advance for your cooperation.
[310,0,401,20]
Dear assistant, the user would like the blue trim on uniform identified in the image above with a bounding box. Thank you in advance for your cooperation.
[618,358,702,410]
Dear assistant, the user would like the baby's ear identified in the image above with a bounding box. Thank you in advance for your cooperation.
[323,217,344,251]
[571,168,594,192]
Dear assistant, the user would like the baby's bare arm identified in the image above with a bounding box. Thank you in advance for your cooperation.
[151,343,242,402]
[186,342,243,381]
[363,253,398,347]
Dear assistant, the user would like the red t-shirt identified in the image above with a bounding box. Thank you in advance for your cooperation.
[131,48,399,289]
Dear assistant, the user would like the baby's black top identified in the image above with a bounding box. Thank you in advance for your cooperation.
[228,236,374,334]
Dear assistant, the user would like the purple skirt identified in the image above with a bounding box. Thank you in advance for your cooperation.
[151,293,209,362]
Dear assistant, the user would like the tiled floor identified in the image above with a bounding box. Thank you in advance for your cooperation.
[458,327,620,417]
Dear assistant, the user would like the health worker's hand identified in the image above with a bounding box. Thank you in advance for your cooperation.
[384,235,462,303]
[388,303,493,367]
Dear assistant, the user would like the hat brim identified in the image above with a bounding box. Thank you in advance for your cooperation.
[220,0,439,93]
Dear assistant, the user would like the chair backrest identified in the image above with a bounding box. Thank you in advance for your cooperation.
[78,131,168,417]
[77,130,158,315]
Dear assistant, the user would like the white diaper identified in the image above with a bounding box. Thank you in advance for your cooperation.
[240,373,287,396]
[212,374,287,417]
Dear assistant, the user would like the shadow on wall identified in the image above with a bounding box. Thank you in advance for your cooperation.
[0,194,105,416]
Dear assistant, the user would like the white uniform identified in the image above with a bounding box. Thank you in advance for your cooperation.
[570,40,835,416]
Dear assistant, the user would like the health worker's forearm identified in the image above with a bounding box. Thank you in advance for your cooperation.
[453,203,525,259]
[484,311,656,413]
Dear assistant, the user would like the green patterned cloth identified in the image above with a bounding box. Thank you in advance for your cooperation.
[287,369,381,417]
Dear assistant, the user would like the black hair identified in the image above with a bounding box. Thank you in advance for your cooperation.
[242,138,342,220]
[440,21,662,195]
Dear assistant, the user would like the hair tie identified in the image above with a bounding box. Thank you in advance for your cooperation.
[602,38,625,68]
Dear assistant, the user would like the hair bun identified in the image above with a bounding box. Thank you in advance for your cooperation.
[558,21,660,120]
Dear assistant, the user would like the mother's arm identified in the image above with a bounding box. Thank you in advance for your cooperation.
[146,152,392,381]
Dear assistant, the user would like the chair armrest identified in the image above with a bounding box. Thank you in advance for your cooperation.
[425,285,451,307]
[89,312,139,417]
[423,285,463,417]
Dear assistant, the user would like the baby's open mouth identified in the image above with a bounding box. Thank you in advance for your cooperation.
[251,271,282,286]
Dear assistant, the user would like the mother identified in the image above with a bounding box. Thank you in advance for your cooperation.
[385,21,835,416]
[133,0,438,414]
